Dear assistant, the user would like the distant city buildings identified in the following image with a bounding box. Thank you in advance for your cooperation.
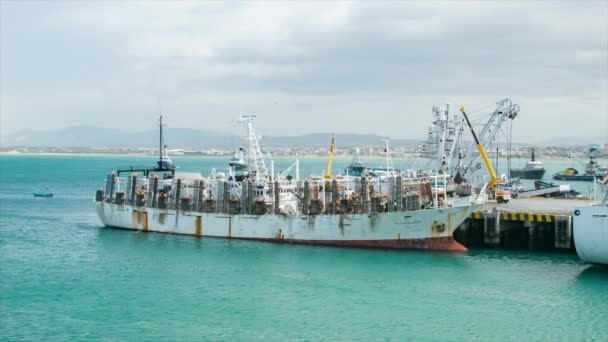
[2,144,606,159]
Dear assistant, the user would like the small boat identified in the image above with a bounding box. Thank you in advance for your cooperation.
[510,148,546,180]
[33,192,53,198]
[228,147,248,172]
[344,151,368,177]
[553,147,607,182]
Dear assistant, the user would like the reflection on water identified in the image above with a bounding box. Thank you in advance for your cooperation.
[577,265,608,281]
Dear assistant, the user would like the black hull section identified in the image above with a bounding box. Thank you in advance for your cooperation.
[552,174,598,182]
[510,169,546,180]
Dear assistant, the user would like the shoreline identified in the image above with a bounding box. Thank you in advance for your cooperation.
[1,151,605,162]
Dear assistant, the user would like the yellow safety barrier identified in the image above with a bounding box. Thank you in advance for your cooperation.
[469,211,555,223]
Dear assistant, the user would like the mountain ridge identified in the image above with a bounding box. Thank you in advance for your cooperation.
[1,126,422,149]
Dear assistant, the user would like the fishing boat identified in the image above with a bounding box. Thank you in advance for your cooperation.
[553,147,607,182]
[510,148,546,180]
[95,115,485,252]
[344,149,368,177]
[228,147,248,172]
[573,174,608,265]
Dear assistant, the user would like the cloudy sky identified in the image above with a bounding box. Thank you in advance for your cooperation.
[1,1,607,142]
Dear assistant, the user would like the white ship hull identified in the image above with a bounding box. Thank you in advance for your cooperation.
[573,205,608,265]
[96,201,480,252]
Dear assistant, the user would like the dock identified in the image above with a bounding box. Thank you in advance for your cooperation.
[455,198,594,252]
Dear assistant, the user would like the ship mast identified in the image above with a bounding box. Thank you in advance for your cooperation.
[382,137,394,173]
[157,115,174,171]
[240,115,268,183]
[159,115,164,164]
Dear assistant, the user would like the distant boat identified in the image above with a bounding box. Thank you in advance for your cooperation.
[228,147,248,172]
[510,148,546,180]
[553,147,607,182]
[33,192,53,198]
[344,150,368,177]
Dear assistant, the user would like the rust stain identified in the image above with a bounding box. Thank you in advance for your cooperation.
[307,216,316,229]
[276,228,283,240]
[369,213,379,230]
[132,210,138,229]
[142,211,148,231]
[447,213,452,235]
[431,220,446,237]
[195,216,202,237]
[228,217,232,239]
[287,236,467,252]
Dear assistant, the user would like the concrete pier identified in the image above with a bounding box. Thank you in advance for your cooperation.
[455,198,590,252]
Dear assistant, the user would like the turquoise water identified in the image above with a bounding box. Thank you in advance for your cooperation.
[1,155,607,341]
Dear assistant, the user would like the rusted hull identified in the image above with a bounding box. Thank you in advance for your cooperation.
[288,236,467,252]
[96,200,479,252]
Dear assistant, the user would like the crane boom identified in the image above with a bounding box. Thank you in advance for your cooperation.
[460,106,497,186]
[324,134,336,179]
[458,98,518,176]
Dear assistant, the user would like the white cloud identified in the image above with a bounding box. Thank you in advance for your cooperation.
[1,1,606,142]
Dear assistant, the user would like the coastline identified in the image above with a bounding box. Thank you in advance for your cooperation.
[1,150,605,162]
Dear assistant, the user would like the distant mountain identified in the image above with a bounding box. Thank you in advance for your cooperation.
[1,126,239,149]
[534,136,608,147]
[262,133,420,148]
[1,126,421,149]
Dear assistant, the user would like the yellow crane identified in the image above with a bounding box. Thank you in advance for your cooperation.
[460,106,510,203]
[460,106,497,186]
[324,134,336,179]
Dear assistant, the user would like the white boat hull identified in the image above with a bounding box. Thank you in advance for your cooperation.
[96,201,480,252]
[573,205,608,265]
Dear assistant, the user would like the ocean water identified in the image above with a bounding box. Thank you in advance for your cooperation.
[1,155,607,341]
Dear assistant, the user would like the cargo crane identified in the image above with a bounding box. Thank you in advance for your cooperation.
[324,134,336,179]
[240,115,268,183]
[453,99,519,178]
[460,106,511,203]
